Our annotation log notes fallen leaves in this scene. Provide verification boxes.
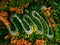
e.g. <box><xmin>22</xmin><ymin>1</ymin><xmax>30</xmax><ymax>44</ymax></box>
<box><xmin>9</xmin><ymin>7</ymin><xmax>16</xmax><ymax>12</ymax></box>
<box><xmin>16</xmin><ymin>7</ymin><xmax>23</xmax><ymax>14</ymax></box>
<box><xmin>47</xmin><ymin>7</ymin><xmax>51</xmax><ymax>12</ymax></box>
<box><xmin>35</xmin><ymin>39</ymin><xmax>44</xmax><ymax>45</ymax></box>
<box><xmin>10</xmin><ymin>38</ymin><xmax>32</xmax><ymax>45</ymax></box>
<box><xmin>10</xmin><ymin>37</ymin><xmax>45</xmax><ymax>45</ymax></box>
<box><xmin>42</xmin><ymin>6</ymin><xmax>57</xmax><ymax>27</ymax></box>
<box><xmin>9</xmin><ymin>3</ymin><xmax>29</xmax><ymax>14</ymax></box>
<box><xmin>49</xmin><ymin>17</ymin><xmax>57</xmax><ymax>27</ymax></box>
<box><xmin>17</xmin><ymin>38</ymin><xmax>32</xmax><ymax>45</ymax></box>
<box><xmin>0</xmin><ymin>4</ymin><xmax>5</xmax><ymax>8</ymax></box>
<box><xmin>42</xmin><ymin>6</ymin><xmax>51</xmax><ymax>17</ymax></box>
<box><xmin>9</xmin><ymin>7</ymin><xmax>24</xmax><ymax>14</ymax></box>
<box><xmin>4</xmin><ymin>35</ymin><xmax>9</xmax><ymax>39</ymax></box>
<box><xmin>0</xmin><ymin>11</ymin><xmax>10</xmax><ymax>26</ymax></box>
<box><xmin>42</xmin><ymin>6</ymin><xmax>47</xmax><ymax>12</ymax></box>
<box><xmin>45</xmin><ymin>10</ymin><xmax>51</xmax><ymax>17</ymax></box>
